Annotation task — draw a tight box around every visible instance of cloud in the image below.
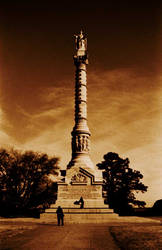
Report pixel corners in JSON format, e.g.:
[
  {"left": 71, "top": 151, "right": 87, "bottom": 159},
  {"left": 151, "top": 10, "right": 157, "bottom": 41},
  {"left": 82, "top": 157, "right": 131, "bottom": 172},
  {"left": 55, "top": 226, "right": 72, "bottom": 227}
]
[
  {"left": 87, "top": 70, "right": 162, "bottom": 206},
  {"left": 126, "top": 141, "right": 162, "bottom": 206},
  {"left": 0, "top": 81, "right": 73, "bottom": 143},
  {"left": 88, "top": 70, "right": 161, "bottom": 154}
]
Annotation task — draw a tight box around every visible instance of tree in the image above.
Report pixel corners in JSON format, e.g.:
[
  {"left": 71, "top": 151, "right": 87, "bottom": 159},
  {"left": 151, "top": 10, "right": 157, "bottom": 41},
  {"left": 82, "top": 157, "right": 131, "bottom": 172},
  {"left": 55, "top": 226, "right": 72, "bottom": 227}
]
[
  {"left": 0, "top": 148, "right": 59, "bottom": 215},
  {"left": 97, "top": 152, "right": 148, "bottom": 213},
  {"left": 152, "top": 199, "right": 162, "bottom": 215}
]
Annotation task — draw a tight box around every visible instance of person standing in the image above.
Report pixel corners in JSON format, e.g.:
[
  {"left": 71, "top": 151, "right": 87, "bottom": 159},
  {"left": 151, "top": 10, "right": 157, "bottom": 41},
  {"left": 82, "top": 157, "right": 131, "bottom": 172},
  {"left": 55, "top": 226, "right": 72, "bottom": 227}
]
[{"left": 56, "top": 206, "right": 64, "bottom": 226}]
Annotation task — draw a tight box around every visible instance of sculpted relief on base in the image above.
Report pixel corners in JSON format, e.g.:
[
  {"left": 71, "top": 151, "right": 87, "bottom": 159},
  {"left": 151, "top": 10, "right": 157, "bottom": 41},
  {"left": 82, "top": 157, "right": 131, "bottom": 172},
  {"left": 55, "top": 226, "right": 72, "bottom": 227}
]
[
  {"left": 71, "top": 173, "right": 87, "bottom": 183},
  {"left": 65, "top": 166, "right": 93, "bottom": 185}
]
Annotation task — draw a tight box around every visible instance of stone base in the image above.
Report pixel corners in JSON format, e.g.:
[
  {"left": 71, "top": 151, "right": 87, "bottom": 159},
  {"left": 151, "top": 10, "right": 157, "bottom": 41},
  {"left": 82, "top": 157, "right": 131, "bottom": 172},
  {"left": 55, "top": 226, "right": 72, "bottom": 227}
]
[
  {"left": 51, "top": 199, "right": 108, "bottom": 208},
  {"left": 41, "top": 208, "right": 118, "bottom": 223},
  {"left": 46, "top": 208, "right": 114, "bottom": 213},
  {"left": 56, "top": 181, "right": 107, "bottom": 208},
  {"left": 41, "top": 165, "right": 118, "bottom": 223}
]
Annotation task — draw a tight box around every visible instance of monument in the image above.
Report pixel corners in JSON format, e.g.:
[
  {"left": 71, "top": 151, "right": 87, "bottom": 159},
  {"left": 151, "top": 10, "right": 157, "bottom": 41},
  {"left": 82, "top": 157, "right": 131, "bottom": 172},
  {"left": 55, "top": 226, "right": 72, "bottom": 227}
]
[
  {"left": 54, "top": 30, "right": 106, "bottom": 208},
  {"left": 42, "top": 31, "right": 117, "bottom": 222}
]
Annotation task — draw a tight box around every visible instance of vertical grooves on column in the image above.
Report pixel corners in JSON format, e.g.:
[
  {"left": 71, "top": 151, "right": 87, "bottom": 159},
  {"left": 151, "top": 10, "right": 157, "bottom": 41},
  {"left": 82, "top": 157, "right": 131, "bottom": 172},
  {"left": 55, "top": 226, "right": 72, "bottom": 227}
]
[
  {"left": 67, "top": 31, "right": 95, "bottom": 170},
  {"left": 75, "top": 67, "right": 87, "bottom": 123}
]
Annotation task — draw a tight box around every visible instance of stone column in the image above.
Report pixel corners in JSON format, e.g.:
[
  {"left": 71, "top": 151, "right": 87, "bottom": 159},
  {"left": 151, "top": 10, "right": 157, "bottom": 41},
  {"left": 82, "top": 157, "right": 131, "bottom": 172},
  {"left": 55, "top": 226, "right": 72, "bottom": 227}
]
[{"left": 67, "top": 30, "right": 94, "bottom": 171}]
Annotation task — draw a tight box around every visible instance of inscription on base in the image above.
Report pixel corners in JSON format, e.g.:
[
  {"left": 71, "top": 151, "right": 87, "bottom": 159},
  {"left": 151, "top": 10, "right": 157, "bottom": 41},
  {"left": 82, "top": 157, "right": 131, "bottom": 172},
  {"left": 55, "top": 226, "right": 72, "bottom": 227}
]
[{"left": 58, "top": 185, "right": 102, "bottom": 199}]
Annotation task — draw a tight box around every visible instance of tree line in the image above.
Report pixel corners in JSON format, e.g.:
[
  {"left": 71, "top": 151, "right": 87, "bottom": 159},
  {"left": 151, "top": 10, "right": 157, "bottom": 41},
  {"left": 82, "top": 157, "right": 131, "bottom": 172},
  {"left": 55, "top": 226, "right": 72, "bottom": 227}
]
[
  {"left": 0, "top": 148, "right": 148, "bottom": 216},
  {"left": 97, "top": 152, "right": 147, "bottom": 214},
  {"left": 0, "top": 149, "right": 59, "bottom": 217}
]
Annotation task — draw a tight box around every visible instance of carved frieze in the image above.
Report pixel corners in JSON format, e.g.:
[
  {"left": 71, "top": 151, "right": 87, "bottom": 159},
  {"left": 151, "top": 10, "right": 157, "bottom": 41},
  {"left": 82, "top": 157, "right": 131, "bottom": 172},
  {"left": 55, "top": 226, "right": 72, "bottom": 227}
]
[{"left": 71, "top": 173, "right": 87, "bottom": 183}]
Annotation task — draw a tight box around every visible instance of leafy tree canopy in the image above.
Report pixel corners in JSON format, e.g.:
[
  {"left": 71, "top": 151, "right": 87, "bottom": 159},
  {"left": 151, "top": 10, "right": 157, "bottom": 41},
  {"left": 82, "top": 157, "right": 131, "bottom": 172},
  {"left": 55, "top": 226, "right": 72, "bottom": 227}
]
[
  {"left": 97, "top": 152, "right": 148, "bottom": 212},
  {"left": 0, "top": 148, "right": 59, "bottom": 214}
]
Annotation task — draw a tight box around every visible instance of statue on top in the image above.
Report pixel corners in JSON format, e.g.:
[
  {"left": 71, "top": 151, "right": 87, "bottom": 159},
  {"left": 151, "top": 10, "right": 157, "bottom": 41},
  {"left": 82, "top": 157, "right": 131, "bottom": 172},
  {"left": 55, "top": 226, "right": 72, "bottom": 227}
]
[{"left": 74, "top": 30, "right": 87, "bottom": 52}]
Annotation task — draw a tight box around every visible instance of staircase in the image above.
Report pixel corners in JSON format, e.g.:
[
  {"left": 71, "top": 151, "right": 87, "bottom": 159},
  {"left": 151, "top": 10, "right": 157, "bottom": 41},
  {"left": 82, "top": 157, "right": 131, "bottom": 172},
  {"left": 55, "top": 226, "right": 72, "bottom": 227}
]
[{"left": 41, "top": 207, "right": 118, "bottom": 223}]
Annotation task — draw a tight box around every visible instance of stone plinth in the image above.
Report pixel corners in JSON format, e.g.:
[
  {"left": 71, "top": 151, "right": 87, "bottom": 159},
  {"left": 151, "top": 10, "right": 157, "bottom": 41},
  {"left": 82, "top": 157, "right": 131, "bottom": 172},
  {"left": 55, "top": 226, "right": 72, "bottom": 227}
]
[
  {"left": 45, "top": 208, "right": 114, "bottom": 213},
  {"left": 42, "top": 161, "right": 116, "bottom": 222},
  {"left": 41, "top": 208, "right": 118, "bottom": 223},
  {"left": 41, "top": 152, "right": 118, "bottom": 222},
  {"left": 52, "top": 166, "right": 107, "bottom": 208}
]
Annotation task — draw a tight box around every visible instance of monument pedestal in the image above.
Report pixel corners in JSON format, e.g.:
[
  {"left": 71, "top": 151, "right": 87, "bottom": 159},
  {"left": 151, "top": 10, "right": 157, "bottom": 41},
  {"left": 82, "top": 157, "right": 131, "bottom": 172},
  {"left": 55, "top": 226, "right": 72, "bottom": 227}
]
[
  {"left": 41, "top": 166, "right": 118, "bottom": 222},
  {"left": 54, "top": 165, "right": 107, "bottom": 208}
]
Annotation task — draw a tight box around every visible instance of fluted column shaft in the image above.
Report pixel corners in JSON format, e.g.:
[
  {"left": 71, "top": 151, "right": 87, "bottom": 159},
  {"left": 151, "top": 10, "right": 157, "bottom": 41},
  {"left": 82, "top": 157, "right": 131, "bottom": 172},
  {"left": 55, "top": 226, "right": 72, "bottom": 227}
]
[
  {"left": 71, "top": 57, "right": 90, "bottom": 157},
  {"left": 75, "top": 63, "right": 87, "bottom": 122},
  {"left": 67, "top": 31, "right": 95, "bottom": 170}
]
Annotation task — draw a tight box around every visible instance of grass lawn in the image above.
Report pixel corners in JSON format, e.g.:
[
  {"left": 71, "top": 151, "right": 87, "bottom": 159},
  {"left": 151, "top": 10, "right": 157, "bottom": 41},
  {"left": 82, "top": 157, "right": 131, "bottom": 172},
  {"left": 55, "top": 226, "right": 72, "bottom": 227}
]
[
  {"left": 110, "top": 222, "right": 162, "bottom": 249},
  {"left": 0, "top": 222, "right": 37, "bottom": 248}
]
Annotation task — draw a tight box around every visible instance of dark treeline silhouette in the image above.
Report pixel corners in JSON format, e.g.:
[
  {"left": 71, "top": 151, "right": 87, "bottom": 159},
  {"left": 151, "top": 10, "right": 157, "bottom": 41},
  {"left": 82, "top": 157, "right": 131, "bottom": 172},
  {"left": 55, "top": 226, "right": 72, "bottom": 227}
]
[
  {"left": 130, "top": 199, "right": 162, "bottom": 217},
  {"left": 0, "top": 148, "right": 59, "bottom": 217},
  {"left": 152, "top": 199, "right": 162, "bottom": 215},
  {"left": 97, "top": 152, "right": 148, "bottom": 215}
]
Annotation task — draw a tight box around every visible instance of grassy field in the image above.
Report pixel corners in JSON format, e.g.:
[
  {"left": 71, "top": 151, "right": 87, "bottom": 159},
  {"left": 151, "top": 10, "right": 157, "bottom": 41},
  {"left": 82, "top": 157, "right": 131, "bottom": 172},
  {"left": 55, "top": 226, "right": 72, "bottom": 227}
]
[
  {"left": 110, "top": 221, "right": 162, "bottom": 249},
  {"left": 0, "top": 223, "right": 37, "bottom": 248}
]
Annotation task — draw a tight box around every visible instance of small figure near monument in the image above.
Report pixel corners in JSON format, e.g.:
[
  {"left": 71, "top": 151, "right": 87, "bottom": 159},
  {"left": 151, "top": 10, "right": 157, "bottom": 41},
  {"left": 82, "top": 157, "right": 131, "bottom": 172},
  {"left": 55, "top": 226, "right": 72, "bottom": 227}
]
[
  {"left": 56, "top": 206, "right": 64, "bottom": 226},
  {"left": 79, "top": 196, "right": 84, "bottom": 209}
]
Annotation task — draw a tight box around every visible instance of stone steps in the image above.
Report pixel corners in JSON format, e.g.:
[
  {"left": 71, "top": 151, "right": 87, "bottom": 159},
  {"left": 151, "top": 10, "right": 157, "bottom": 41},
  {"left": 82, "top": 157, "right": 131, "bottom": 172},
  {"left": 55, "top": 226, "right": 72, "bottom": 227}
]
[
  {"left": 41, "top": 212, "right": 118, "bottom": 223},
  {"left": 41, "top": 207, "right": 118, "bottom": 223},
  {"left": 45, "top": 208, "right": 114, "bottom": 213},
  {"left": 51, "top": 199, "right": 108, "bottom": 208}
]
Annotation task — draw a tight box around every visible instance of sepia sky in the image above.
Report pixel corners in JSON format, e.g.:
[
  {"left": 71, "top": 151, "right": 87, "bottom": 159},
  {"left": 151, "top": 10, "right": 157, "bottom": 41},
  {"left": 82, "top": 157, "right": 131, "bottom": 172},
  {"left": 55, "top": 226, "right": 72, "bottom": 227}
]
[{"left": 0, "top": 1, "right": 161, "bottom": 206}]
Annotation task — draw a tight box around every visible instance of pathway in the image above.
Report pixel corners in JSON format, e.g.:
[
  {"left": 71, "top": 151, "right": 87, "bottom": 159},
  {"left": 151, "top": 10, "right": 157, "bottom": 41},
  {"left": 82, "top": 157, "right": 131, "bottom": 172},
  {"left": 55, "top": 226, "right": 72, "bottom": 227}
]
[{"left": 2, "top": 223, "right": 119, "bottom": 250}]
